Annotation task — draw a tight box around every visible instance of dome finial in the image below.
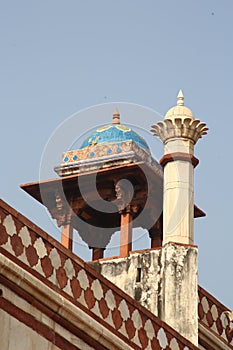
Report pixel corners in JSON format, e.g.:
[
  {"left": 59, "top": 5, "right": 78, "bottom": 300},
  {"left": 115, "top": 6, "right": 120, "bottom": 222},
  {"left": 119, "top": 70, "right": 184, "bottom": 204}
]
[
  {"left": 112, "top": 108, "right": 120, "bottom": 124},
  {"left": 164, "top": 89, "right": 194, "bottom": 121},
  {"left": 177, "top": 89, "right": 184, "bottom": 106}
]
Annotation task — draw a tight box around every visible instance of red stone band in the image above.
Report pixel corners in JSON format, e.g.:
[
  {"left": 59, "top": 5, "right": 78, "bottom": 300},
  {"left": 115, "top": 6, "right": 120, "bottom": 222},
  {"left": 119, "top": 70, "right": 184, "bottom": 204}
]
[{"left": 160, "top": 152, "right": 199, "bottom": 168}]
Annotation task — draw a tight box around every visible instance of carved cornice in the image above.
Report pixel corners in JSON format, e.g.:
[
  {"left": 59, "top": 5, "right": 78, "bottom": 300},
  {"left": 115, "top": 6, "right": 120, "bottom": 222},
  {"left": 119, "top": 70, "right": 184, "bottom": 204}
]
[{"left": 151, "top": 117, "right": 208, "bottom": 144}]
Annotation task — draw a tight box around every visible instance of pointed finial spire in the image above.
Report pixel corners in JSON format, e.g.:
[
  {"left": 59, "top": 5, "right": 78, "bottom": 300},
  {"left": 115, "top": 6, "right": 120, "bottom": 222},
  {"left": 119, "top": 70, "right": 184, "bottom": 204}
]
[
  {"left": 112, "top": 108, "right": 120, "bottom": 124},
  {"left": 177, "top": 89, "right": 184, "bottom": 106}
]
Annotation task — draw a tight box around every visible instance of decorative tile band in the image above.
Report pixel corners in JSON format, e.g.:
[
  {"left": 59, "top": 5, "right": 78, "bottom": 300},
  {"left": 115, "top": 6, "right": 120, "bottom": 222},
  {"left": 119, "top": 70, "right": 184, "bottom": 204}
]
[
  {"left": 61, "top": 141, "right": 148, "bottom": 164},
  {"left": 61, "top": 141, "right": 154, "bottom": 166},
  {"left": 56, "top": 140, "right": 163, "bottom": 177}
]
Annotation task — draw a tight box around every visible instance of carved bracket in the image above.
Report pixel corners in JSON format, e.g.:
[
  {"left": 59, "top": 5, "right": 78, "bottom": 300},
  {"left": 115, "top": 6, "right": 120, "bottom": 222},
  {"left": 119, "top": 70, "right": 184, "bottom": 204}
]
[
  {"left": 114, "top": 178, "right": 135, "bottom": 214},
  {"left": 47, "top": 190, "right": 73, "bottom": 227}
]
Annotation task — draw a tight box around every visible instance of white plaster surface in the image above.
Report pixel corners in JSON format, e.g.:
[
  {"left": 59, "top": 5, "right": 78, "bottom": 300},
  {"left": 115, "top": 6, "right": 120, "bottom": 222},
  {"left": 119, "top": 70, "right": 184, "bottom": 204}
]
[
  {"left": 157, "top": 328, "right": 168, "bottom": 348},
  {"left": 63, "top": 258, "right": 75, "bottom": 279},
  {"left": 0, "top": 311, "right": 60, "bottom": 350},
  {"left": 34, "top": 237, "right": 47, "bottom": 258},
  {"left": 3, "top": 215, "right": 16, "bottom": 237},
  {"left": 132, "top": 309, "right": 142, "bottom": 329},
  {"left": 118, "top": 299, "right": 130, "bottom": 320},
  {"left": 49, "top": 248, "right": 62, "bottom": 269},
  {"left": 19, "top": 226, "right": 31, "bottom": 247},
  {"left": 91, "top": 279, "right": 103, "bottom": 300},
  {"left": 91, "top": 300, "right": 101, "bottom": 317},
  {"left": 170, "top": 338, "right": 180, "bottom": 350},
  {"left": 0, "top": 283, "right": 95, "bottom": 350},
  {"left": 93, "top": 244, "right": 198, "bottom": 346},
  {"left": 78, "top": 269, "right": 89, "bottom": 290},
  {"left": 105, "top": 289, "right": 116, "bottom": 310}
]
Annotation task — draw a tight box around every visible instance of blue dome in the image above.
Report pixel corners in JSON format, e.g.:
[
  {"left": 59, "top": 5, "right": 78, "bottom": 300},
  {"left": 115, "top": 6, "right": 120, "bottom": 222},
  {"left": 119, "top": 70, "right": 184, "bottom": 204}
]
[{"left": 80, "top": 124, "right": 150, "bottom": 152}]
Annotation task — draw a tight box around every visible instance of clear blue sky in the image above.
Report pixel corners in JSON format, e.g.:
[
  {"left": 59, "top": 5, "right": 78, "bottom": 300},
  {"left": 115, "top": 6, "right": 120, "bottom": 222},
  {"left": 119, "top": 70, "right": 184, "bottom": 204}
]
[{"left": 1, "top": 1, "right": 233, "bottom": 308}]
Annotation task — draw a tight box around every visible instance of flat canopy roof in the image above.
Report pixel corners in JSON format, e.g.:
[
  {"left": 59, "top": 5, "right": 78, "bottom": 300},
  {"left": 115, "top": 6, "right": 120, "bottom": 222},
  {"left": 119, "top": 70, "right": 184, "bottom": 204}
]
[{"left": 21, "top": 161, "right": 205, "bottom": 236}]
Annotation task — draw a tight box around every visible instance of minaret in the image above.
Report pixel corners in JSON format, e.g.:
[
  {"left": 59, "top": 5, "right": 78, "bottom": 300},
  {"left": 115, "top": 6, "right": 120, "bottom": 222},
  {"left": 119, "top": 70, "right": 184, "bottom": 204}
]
[
  {"left": 151, "top": 90, "right": 208, "bottom": 345},
  {"left": 151, "top": 90, "right": 208, "bottom": 244}
]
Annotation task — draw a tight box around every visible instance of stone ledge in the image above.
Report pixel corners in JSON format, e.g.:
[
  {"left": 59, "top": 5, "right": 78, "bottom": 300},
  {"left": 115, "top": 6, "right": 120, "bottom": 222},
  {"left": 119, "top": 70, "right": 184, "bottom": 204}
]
[{"left": 0, "top": 254, "right": 135, "bottom": 350}]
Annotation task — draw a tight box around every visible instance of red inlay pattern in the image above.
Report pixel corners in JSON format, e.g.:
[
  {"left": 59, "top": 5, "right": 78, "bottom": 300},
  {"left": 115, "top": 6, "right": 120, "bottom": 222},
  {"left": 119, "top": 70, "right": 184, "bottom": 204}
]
[
  {"left": 138, "top": 327, "right": 148, "bottom": 348},
  {"left": 70, "top": 278, "right": 82, "bottom": 300},
  {"left": 41, "top": 256, "right": 54, "bottom": 278},
  {"left": 84, "top": 288, "right": 96, "bottom": 310},
  {"left": 125, "top": 318, "right": 136, "bottom": 340},
  {"left": 216, "top": 317, "right": 224, "bottom": 336},
  {"left": 198, "top": 286, "right": 233, "bottom": 346},
  {"left": 11, "top": 234, "right": 24, "bottom": 257},
  {"left": 57, "top": 267, "right": 68, "bottom": 289},
  {"left": 198, "top": 302, "right": 204, "bottom": 320},
  {"left": 206, "top": 310, "right": 214, "bottom": 327},
  {"left": 112, "top": 307, "right": 123, "bottom": 330},
  {"left": 98, "top": 298, "right": 109, "bottom": 319},
  {"left": 150, "top": 336, "right": 161, "bottom": 349},
  {"left": 0, "top": 225, "right": 8, "bottom": 245},
  {"left": 25, "top": 245, "right": 39, "bottom": 267},
  {"left": 0, "top": 200, "right": 200, "bottom": 350}
]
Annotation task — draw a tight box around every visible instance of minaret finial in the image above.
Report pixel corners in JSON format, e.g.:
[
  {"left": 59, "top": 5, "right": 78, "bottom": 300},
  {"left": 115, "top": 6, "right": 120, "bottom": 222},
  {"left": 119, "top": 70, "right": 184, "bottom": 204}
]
[
  {"left": 112, "top": 108, "right": 120, "bottom": 124},
  {"left": 177, "top": 89, "right": 184, "bottom": 106}
]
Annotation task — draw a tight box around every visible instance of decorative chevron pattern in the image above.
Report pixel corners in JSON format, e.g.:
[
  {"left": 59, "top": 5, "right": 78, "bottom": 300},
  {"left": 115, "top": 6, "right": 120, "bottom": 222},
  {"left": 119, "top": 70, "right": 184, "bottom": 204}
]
[
  {"left": 2, "top": 207, "right": 233, "bottom": 348},
  {"left": 0, "top": 200, "right": 198, "bottom": 350},
  {"left": 198, "top": 287, "right": 233, "bottom": 346}
]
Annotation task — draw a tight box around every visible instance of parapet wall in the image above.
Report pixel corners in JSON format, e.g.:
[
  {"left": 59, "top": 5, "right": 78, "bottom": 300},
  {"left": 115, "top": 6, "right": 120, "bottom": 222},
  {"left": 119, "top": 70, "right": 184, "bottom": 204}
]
[{"left": 0, "top": 199, "right": 198, "bottom": 350}]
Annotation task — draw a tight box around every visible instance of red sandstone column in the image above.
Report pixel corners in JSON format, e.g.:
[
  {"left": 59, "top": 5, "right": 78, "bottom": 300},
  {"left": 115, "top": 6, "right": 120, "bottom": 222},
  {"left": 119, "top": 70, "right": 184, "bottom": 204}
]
[
  {"left": 92, "top": 248, "right": 104, "bottom": 261},
  {"left": 120, "top": 210, "right": 132, "bottom": 258},
  {"left": 149, "top": 218, "right": 163, "bottom": 248},
  {"left": 61, "top": 224, "right": 73, "bottom": 250},
  {"left": 150, "top": 234, "right": 162, "bottom": 248}
]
